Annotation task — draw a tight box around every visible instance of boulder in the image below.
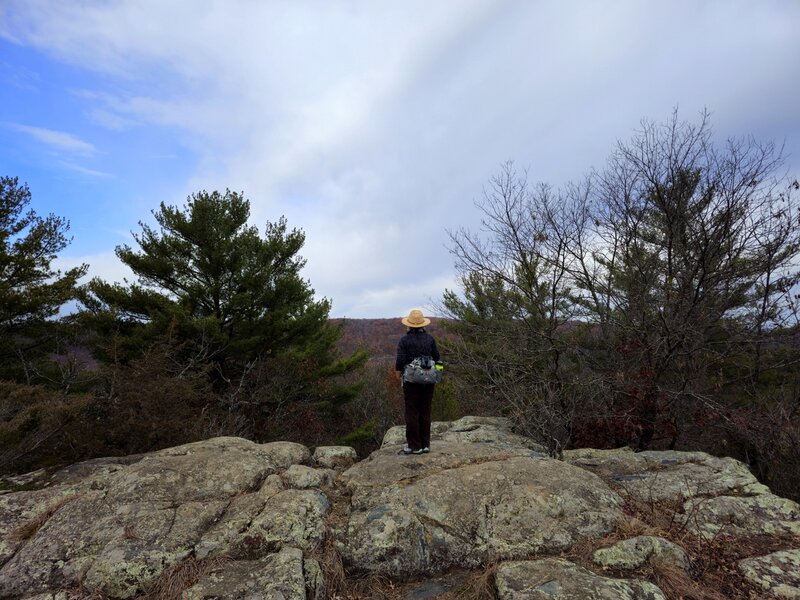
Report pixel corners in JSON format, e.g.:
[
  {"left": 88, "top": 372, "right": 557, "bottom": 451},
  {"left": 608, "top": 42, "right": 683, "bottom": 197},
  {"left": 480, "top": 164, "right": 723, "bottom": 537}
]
[
  {"left": 0, "top": 468, "right": 47, "bottom": 488},
  {"left": 342, "top": 439, "right": 535, "bottom": 502},
  {"left": 193, "top": 474, "right": 285, "bottom": 560},
  {"left": 592, "top": 536, "right": 690, "bottom": 570},
  {"left": 80, "top": 498, "right": 226, "bottom": 597},
  {"left": 0, "top": 484, "right": 82, "bottom": 567},
  {"left": 2, "top": 418, "right": 799, "bottom": 598},
  {"left": 738, "top": 549, "right": 800, "bottom": 599},
  {"left": 0, "top": 437, "right": 315, "bottom": 598},
  {"left": 681, "top": 492, "right": 800, "bottom": 539},
  {"left": 240, "top": 488, "right": 330, "bottom": 553},
  {"left": 441, "top": 416, "right": 545, "bottom": 452},
  {"left": 313, "top": 445, "right": 358, "bottom": 469},
  {"left": 495, "top": 558, "right": 666, "bottom": 599},
  {"left": 191, "top": 478, "right": 331, "bottom": 561},
  {"left": 382, "top": 416, "right": 547, "bottom": 453},
  {"left": 564, "top": 446, "right": 800, "bottom": 542},
  {"left": 282, "top": 464, "right": 336, "bottom": 489},
  {"left": 340, "top": 442, "right": 624, "bottom": 576},
  {"left": 381, "top": 421, "right": 455, "bottom": 447},
  {"left": 564, "top": 448, "right": 769, "bottom": 503},
  {"left": 183, "top": 546, "right": 323, "bottom": 600},
  {"left": 49, "top": 454, "right": 146, "bottom": 487}
]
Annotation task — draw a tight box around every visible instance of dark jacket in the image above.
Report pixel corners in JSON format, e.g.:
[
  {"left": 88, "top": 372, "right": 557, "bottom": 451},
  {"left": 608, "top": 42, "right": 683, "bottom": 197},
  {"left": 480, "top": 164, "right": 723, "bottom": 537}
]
[{"left": 395, "top": 328, "right": 440, "bottom": 372}]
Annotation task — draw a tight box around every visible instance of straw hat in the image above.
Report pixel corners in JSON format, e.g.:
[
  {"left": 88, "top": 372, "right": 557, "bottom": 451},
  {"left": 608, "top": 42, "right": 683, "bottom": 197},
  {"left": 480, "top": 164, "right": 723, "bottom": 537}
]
[{"left": 401, "top": 309, "right": 431, "bottom": 328}]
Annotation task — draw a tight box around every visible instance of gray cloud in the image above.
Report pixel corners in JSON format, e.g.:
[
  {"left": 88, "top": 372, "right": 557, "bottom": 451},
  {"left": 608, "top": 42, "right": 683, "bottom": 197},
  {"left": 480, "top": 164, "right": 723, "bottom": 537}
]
[{"left": 3, "top": 0, "right": 799, "bottom": 316}]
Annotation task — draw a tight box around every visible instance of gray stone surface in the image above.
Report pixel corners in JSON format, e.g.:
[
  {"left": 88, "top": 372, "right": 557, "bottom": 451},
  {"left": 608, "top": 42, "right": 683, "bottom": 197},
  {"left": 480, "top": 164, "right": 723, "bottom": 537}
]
[
  {"left": 592, "top": 536, "right": 690, "bottom": 570},
  {"left": 564, "top": 446, "right": 800, "bottom": 541},
  {"left": 340, "top": 442, "right": 624, "bottom": 576},
  {"left": 49, "top": 454, "right": 146, "bottom": 486},
  {"left": 282, "top": 464, "right": 336, "bottom": 489},
  {"left": 0, "top": 484, "right": 83, "bottom": 567},
  {"left": 495, "top": 558, "right": 666, "bottom": 600},
  {"left": 3, "top": 417, "right": 799, "bottom": 599},
  {"left": 564, "top": 448, "right": 769, "bottom": 502},
  {"left": 681, "top": 492, "right": 800, "bottom": 539},
  {"left": 313, "top": 445, "right": 358, "bottom": 469},
  {"left": 738, "top": 549, "right": 800, "bottom": 599},
  {"left": 194, "top": 474, "right": 284, "bottom": 560},
  {"left": 382, "top": 416, "right": 547, "bottom": 453},
  {"left": 0, "top": 468, "right": 47, "bottom": 488},
  {"left": 183, "top": 546, "right": 314, "bottom": 600},
  {"left": 0, "top": 437, "right": 316, "bottom": 598}
]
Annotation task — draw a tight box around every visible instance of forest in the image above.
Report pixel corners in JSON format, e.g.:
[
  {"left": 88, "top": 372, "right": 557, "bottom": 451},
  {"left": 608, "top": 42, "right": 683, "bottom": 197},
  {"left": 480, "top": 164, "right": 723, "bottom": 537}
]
[{"left": 2, "top": 111, "right": 799, "bottom": 501}]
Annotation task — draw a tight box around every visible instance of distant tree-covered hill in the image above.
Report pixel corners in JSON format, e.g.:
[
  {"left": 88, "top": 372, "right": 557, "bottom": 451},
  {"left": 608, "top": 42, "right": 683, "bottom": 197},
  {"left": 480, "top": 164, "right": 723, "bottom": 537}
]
[{"left": 333, "top": 318, "right": 452, "bottom": 362}]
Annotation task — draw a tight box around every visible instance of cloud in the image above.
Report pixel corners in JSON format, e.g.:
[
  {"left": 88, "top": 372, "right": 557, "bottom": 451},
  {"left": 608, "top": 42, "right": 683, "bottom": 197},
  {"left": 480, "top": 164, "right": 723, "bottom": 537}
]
[
  {"left": 58, "top": 162, "right": 113, "bottom": 178},
  {"left": 86, "top": 107, "right": 136, "bottom": 132},
  {"left": 9, "top": 123, "right": 96, "bottom": 155},
  {"left": 4, "top": 0, "right": 800, "bottom": 317},
  {"left": 55, "top": 251, "right": 133, "bottom": 285},
  {"left": 328, "top": 274, "right": 459, "bottom": 319}
]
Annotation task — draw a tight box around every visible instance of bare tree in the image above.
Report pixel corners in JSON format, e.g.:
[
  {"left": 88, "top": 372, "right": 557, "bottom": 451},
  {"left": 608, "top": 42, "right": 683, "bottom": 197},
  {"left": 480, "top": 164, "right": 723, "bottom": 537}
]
[
  {"left": 441, "top": 163, "right": 596, "bottom": 453},
  {"left": 443, "top": 110, "right": 800, "bottom": 452},
  {"left": 573, "top": 110, "right": 799, "bottom": 445}
]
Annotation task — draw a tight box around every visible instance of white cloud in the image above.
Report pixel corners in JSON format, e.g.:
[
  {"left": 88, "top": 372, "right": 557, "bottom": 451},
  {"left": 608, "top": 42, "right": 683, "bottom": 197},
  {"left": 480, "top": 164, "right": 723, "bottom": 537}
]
[
  {"left": 86, "top": 107, "right": 136, "bottom": 132},
  {"left": 55, "top": 251, "right": 133, "bottom": 285},
  {"left": 4, "top": 0, "right": 800, "bottom": 316},
  {"left": 330, "top": 274, "right": 459, "bottom": 319},
  {"left": 58, "top": 162, "right": 113, "bottom": 178},
  {"left": 9, "top": 123, "right": 96, "bottom": 155}
]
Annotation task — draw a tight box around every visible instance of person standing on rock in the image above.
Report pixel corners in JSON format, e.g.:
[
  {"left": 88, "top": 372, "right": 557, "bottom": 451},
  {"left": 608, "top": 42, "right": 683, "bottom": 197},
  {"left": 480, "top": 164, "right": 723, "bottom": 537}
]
[{"left": 395, "top": 309, "right": 441, "bottom": 455}]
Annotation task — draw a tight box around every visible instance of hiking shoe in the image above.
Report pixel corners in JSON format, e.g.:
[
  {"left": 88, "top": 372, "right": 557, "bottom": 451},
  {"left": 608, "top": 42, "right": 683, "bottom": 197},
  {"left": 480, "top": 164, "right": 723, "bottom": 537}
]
[
  {"left": 422, "top": 447, "right": 430, "bottom": 454},
  {"left": 411, "top": 448, "right": 425, "bottom": 455},
  {"left": 399, "top": 446, "right": 414, "bottom": 455}
]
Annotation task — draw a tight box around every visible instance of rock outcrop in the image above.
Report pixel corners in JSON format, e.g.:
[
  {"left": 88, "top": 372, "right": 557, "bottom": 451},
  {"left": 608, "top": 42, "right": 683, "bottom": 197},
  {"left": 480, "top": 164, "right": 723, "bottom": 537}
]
[
  {"left": 495, "top": 558, "right": 666, "bottom": 600},
  {"left": 340, "top": 443, "right": 623, "bottom": 576},
  {"left": 1, "top": 416, "right": 798, "bottom": 599}
]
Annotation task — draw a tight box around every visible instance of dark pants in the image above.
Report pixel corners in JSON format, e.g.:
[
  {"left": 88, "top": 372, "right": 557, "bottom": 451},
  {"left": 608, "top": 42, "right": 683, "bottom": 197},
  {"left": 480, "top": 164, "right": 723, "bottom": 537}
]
[{"left": 404, "top": 383, "right": 434, "bottom": 450}]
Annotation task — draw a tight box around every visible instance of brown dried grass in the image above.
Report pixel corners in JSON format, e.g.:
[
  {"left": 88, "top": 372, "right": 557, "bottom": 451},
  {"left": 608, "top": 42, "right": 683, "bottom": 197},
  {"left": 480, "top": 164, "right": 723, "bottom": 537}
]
[
  {"left": 311, "top": 536, "right": 348, "bottom": 599},
  {"left": 140, "top": 555, "right": 230, "bottom": 600},
  {"left": 600, "top": 491, "right": 800, "bottom": 599},
  {"left": 680, "top": 531, "right": 800, "bottom": 600},
  {"left": 8, "top": 493, "right": 80, "bottom": 542},
  {"left": 449, "top": 562, "right": 499, "bottom": 600},
  {"left": 309, "top": 530, "right": 405, "bottom": 600},
  {"left": 650, "top": 559, "right": 728, "bottom": 600},
  {"left": 340, "top": 573, "right": 404, "bottom": 600}
]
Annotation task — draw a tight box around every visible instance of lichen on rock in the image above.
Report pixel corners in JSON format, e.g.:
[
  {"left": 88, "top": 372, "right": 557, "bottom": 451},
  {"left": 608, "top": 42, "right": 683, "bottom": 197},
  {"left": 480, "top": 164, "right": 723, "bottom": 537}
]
[
  {"left": 182, "top": 546, "right": 316, "bottom": 600},
  {"left": 592, "top": 535, "right": 690, "bottom": 571},
  {"left": 340, "top": 445, "right": 624, "bottom": 576},
  {"left": 313, "top": 445, "right": 358, "bottom": 469},
  {"left": 738, "top": 549, "right": 800, "bottom": 599},
  {"left": 681, "top": 492, "right": 800, "bottom": 539},
  {"left": 0, "top": 436, "right": 316, "bottom": 598},
  {"left": 282, "top": 464, "right": 336, "bottom": 489},
  {"left": 495, "top": 557, "right": 667, "bottom": 600},
  {"left": 1, "top": 417, "right": 799, "bottom": 599}
]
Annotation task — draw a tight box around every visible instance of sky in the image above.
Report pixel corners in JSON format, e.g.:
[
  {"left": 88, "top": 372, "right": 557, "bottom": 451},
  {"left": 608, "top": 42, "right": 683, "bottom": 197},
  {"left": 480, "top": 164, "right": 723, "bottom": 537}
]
[{"left": 1, "top": 1, "right": 799, "bottom": 318}]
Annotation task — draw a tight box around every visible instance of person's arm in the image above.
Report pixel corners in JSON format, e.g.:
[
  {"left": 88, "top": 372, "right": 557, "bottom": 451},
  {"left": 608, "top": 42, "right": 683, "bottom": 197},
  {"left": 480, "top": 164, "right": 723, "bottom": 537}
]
[
  {"left": 395, "top": 336, "right": 407, "bottom": 371},
  {"left": 431, "top": 336, "right": 440, "bottom": 362}
]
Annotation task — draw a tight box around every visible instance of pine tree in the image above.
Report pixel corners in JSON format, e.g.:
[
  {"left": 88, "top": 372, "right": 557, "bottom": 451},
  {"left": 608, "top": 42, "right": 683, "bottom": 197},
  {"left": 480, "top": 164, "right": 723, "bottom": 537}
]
[
  {"left": 0, "top": 177, "right": 87, "bottom": 330},
  {"left": 0, "top": 177, "right": 87, "bottom": 380},
  {"left": 82, "top": 189, "right": 365, "bottom": 412}
]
